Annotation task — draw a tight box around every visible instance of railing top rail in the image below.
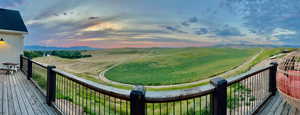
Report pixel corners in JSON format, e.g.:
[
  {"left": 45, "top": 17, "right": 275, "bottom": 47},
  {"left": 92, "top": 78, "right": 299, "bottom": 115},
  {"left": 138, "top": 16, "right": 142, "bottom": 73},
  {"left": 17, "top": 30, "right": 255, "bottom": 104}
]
[
  {"left": 21, "top": 55, "right": 30, "bottom": 60},
  {"left": 53, "top": 68, "right": 131, "bottom": 100},
  {"left": 32, "top": 61, "right": 48, "bottom": 68},
  {"left": 21, "top": 55, "right": 275, "bottom": 104},
  {"left": 226, "top": 64, "right": 273, "bottom": 85},
  {"left": 145, "top": 84, "right": 215, "bottom": 103}
]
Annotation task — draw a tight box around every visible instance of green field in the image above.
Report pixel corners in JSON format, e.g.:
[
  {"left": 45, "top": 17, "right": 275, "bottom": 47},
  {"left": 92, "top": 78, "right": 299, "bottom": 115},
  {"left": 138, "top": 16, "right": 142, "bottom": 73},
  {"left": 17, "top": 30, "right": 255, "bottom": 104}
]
[
  {"left": 106, "top": 48, "right": 261, "bottom": 85},
  {"left": 32, "top": 47, "right": 294, "bottom": 90},
  {"left": 29, "top": 47, "right": 294, "bottom": 114}
]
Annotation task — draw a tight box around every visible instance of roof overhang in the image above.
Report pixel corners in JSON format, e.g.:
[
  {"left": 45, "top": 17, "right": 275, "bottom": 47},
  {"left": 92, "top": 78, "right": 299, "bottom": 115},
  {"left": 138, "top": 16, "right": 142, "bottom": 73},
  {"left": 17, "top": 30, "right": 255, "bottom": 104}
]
[{"left": 0, "top": 29, "right": 28, "bottom": 35}]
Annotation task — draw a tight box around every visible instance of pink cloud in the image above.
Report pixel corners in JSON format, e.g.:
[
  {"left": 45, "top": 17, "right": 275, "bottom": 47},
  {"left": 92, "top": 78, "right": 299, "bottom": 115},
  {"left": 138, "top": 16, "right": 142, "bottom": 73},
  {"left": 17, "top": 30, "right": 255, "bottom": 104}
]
[{"left": 49, "top": 40, "right": 215, "bottom": 49}]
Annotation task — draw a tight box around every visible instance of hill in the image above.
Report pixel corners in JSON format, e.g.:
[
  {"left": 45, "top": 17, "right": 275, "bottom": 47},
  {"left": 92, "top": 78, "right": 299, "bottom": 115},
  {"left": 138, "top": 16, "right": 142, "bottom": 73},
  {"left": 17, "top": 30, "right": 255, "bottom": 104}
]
[{"left": 105, "top": 48, "right": 261, "bottom": 85}]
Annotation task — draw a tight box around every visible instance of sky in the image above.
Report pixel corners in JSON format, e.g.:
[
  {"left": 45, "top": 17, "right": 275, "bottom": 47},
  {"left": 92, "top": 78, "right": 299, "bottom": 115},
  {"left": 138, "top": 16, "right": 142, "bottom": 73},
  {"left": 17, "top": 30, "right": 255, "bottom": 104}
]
[{"left": 1, "top": 0, "right": 299, "bottom": 48}]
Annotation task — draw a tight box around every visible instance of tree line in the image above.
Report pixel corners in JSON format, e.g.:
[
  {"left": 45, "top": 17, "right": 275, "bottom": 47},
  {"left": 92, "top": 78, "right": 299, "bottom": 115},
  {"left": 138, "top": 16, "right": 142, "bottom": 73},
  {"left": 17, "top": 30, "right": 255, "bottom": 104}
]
[{"left": 24, "top": 50, "right": 92, "bottom": 59}]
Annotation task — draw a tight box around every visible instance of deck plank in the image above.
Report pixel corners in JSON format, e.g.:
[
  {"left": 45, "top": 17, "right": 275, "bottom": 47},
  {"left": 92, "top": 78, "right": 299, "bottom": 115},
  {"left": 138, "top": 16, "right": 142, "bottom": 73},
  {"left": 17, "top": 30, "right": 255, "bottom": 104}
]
[
  {"left": 257, "top": 92, "right": 300, "bottom": 115},
  {"left": 13, "top": 72, "right": 36, "bottom": 115},
  {"left": 3, "top": 74, "right": 9, "bottom": 115},
  {"left": 16, "top": 73, "right": 43, "bottom": 114},
  {"left": 9, "top": 73, "right": 21, "bottom": 115},
  {"left": 11, "top": 73, "right": 29, "bottom": 115},
  {"left": 0, "top": 71, "right": 58, "bottom": 115},
  {"left": 0, "top": 75, "right": 4, "bottom": 114},
  {"left": 16, "top": 72, "right": 54, "bottom": 115}
]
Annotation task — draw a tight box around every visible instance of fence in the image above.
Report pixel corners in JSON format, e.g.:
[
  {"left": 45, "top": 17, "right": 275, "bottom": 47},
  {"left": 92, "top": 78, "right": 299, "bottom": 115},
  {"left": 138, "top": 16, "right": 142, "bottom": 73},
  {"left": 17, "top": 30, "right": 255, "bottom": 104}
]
[{"left": 20, "top": 55, "right": 278, "bottom": 115}]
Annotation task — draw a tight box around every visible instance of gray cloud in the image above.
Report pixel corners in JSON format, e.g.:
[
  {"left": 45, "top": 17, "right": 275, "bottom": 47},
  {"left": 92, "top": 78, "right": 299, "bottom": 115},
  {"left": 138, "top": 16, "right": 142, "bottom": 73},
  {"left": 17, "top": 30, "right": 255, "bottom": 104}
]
[
  {"left": 188, "top": 17, "right": 198, "bottom": 23},
  {"left": 195, "top": 28, "right": 209, "bottom": 35},
  {"left": 193, "top": 25, "right": 243, "bottom": 37},
  {"left": 128, "top": 38, "right": 199, "bottom": 43},
  {"left": 88, "top": 17, "right": 100, "bottom": 20},
  {"left": 181, "top": 17, "right": 199, "bottom": 26},
  {"left": 163, "top": 26, "right": 187, "bottom": 33},
  {"left": 214, "top": 25, "right": 243, "bottom": 37},
  {"left": 119, "top": 29, "right": 169, "bottom": 34},
  {"left": 181, "top": 22, "right": 190, "bottom": 27},
  {"left": 224, "top": 0, "right": 300, "bottom": 44}
]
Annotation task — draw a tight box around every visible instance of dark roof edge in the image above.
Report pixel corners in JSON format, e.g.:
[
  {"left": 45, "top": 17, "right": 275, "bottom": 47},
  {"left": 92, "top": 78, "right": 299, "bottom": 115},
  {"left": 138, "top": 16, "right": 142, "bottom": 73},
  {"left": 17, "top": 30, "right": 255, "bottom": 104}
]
[{"left": 0, "top": 8, "right": 28, "bottom": 33}]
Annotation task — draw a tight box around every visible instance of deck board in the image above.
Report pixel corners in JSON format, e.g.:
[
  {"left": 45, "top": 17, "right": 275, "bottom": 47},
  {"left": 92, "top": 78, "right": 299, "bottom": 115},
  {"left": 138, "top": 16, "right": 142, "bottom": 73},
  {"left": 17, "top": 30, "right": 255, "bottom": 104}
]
[
  {"left": 257, "top": 92, "right": 300, "bottom": 115},
  {"left": 0, "top": 71, "right": 58, "bottom": 115}
]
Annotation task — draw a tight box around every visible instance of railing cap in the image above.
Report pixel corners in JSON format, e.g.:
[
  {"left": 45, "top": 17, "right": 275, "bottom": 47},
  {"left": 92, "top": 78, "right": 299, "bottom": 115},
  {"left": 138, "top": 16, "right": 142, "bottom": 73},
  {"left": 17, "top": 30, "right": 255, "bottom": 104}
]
[
  {"left": 210, "top": 77, "right": 227, "bottom": 87},
  {"left": 132, "top": 86, "right": 145, "bottom": 93},
  {"left": 47, "top": 65, "right": 56, "bottom": 69},
  {"left": 270, "top": 62, "right": 278, "bottom": 66}
]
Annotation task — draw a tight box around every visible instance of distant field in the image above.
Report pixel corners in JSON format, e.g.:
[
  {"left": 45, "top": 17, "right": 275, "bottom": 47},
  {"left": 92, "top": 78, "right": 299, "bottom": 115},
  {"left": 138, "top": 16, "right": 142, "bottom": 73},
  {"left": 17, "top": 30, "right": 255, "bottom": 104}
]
[
  {"left": 32, "top": 47, "right": 294, "bottom": 89},
  {"left": 105, "top": 48, "right": 261, "bottom": 85}
]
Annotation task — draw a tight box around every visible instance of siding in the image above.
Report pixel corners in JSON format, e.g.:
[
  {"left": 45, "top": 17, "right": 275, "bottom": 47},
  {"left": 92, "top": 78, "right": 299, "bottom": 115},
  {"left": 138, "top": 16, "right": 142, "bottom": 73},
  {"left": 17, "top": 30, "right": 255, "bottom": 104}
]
[{"left": 0, "top": 32, "right": 24, "bottom": 67}]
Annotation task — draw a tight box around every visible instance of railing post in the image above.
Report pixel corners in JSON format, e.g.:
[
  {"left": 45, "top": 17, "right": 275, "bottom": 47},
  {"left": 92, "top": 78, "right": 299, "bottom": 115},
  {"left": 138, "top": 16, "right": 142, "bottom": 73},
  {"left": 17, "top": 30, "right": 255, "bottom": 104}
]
[
  {"left": 27, "top": 58, "right": 32, "bottom": 80},
  {"left": 46, "top": 65, "right": 56, "bottom": 106},
  {"left": 269, "top": 62, "right": 278, "bottom": 96},
  {"left": 20, "top": 55, "right": 23, "bottom": 71},
  {"left": 210, "top": 77, "right": 227, "bottom": 115},
  {"left": 130, "top": 86, "right": 145, "bottom": 115}
]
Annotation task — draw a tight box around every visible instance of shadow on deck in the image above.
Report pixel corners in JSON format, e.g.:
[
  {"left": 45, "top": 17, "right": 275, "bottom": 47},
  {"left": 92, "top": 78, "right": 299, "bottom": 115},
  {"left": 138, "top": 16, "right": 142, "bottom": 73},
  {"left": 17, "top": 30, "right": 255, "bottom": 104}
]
[
  {"left": 0, "top": 71, "right": 58, "bottom": 115},
  {"left": 257, "top": 92, "right": 300, "bottom": 115}
]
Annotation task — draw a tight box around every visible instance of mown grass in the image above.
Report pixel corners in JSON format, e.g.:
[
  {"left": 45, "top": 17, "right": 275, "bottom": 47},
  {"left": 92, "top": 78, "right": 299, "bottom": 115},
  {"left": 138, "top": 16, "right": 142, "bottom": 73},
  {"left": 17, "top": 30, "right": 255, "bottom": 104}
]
[
  {"left": 31, "top": 65, "right": 213, "bottom": 115},
  {"left": 147, "top": 48, "right": 295, "bottom": 91},
  {"left": 28, "top": 47, "right": 295, "bottom": 114},
  {"left": 32, "top": 48, "right": 294, "bottom": 91},
  {"left": 106, "top": 48, "right": 260, "bottom": 85}
]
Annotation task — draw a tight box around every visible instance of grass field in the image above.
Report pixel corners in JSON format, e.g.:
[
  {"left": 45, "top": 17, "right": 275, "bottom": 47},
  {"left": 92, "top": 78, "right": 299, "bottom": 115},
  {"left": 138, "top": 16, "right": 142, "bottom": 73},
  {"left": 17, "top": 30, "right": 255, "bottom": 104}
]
[
  {"left": 32, "top": 47, "right": 294, "bottom": 90},
  {"left": 28, "top": 47, "right": 295, "bottom": 114},
  {"left": 105, "top": 48, "right": 260, "bottom": 85}
]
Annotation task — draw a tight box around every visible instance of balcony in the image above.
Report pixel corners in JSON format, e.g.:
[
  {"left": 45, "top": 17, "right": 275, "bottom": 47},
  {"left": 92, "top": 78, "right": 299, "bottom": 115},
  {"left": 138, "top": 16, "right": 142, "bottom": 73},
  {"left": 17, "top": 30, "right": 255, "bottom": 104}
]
[
  {"left": 0, "top": 71, "right": 58, "bottom": 114},
  {"left": 4, "top": 55, "right": 296, "bottom": 115},
  {"left": 257, "top": 92, "right": 299, "bottom": 114}
]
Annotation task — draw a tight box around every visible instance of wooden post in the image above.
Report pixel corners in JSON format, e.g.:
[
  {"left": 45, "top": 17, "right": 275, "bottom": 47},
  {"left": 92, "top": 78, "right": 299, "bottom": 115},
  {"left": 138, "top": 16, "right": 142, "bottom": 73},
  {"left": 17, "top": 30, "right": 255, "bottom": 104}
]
[
  {"left": 46, "top": 65, "right": 56, "bottom": 105},
  {"left": 20, "top": 55, "right": 23, "bottom": 71},
  {"left": 27, "top": 58, "right": 32, "bottom": 80},
  {"left": 130, "top": 86, "right": 145, "bottom": 115},
  {"left": 269, "top": 62, "right": 278, "bottom": 96},
  {"left": 210, "top": 77, "right": 227, "bottom": 115}
]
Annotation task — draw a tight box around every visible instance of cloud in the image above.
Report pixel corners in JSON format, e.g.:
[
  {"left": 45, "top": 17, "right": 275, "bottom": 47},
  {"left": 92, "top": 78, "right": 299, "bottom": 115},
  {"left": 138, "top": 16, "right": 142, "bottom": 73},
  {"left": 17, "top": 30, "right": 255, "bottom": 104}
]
[
  {"left": 88, "top": 17, "right": 100, "bottom": 20},
  {"left": 272, "top": 28, "right": 296, "bottom": 36},
  {"left": 195, "top": 28, "right": 209, "bottom": 35},
  {"left": 214, "top": 25, "right": 244, "bottom": 37},
  {"left": 128, "top": 38, "right": 199, "bottom": 43},
  {"left": 192, "top": 25, "right": 243, "bottom": 37},
  {"left": 188, "top": 17, "right": 198, "bottom": 23},
  {"left": 181, "top": 17, "right": 199, "bottom": 26},
  {"left": 181, "top": 22, "right": 190, "bottom": 26},
  {"left": 81, "top": 22, "right": 123, "bottom": 32},
  {"left": 223, "top": 0, "right": 300, "bottom": 44},
  {"left": 163, "top": 26, "right": 187, "bottom": 33}
]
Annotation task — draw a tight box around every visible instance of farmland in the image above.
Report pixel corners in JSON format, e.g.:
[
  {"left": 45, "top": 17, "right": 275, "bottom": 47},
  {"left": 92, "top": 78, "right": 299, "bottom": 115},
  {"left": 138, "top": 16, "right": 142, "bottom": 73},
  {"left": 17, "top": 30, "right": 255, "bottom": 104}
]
[
  {"left": 29, "top": 47, "right": 293, "bottom": 114},
  {"left": 105, "top": 48, "right": 260, "bottom": 85},
  {"left": 32, "top": 47, "right": 293, "bottom": 90}
]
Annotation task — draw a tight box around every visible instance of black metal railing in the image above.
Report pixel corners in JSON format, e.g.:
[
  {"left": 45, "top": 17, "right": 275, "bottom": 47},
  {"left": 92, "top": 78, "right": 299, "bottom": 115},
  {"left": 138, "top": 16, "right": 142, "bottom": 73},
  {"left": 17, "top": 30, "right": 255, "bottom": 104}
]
[
  {"left": 144, "top": 85, "right": 214, "bottom": 115},
  {"left": 53, "top": 69, "right": 131, "bottom": 114},
  {"left": 20, "top": 55, "right": 278, "bottom": 115},
  {"left": 226, "top": 64, "right": 277, "bottom": 115}
]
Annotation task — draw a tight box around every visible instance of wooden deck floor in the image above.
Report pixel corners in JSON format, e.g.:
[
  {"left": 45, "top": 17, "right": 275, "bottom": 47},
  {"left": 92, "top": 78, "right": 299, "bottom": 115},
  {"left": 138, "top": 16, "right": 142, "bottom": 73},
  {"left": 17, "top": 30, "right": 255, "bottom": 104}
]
[
  {"left": 0, "top": 71, "right": 58, "bottom": 115},
  {"left": 257, "top": 92, "right": 300, "bottom": 115}
]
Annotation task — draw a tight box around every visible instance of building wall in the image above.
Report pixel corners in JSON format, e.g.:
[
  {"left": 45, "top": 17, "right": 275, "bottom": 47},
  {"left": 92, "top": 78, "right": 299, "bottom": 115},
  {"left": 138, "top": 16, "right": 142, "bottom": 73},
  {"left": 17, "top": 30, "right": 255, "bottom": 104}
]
[{"left": 0, "top": 32, "right": 24, "bottom": 68}]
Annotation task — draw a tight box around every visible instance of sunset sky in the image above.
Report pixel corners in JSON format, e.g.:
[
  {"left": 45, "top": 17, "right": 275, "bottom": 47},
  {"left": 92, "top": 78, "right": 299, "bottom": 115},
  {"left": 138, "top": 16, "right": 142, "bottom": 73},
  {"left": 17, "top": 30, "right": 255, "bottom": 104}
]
[{"left": 1, "top": 0, "right": 299, "bottom": 48}]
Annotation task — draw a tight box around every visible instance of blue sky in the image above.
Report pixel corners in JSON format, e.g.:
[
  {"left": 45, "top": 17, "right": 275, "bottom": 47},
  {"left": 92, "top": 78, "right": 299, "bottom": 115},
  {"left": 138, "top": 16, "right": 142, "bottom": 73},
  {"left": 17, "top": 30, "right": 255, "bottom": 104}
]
[{"left": 1, "top": 0, "right": 299, "bottom": 48}]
